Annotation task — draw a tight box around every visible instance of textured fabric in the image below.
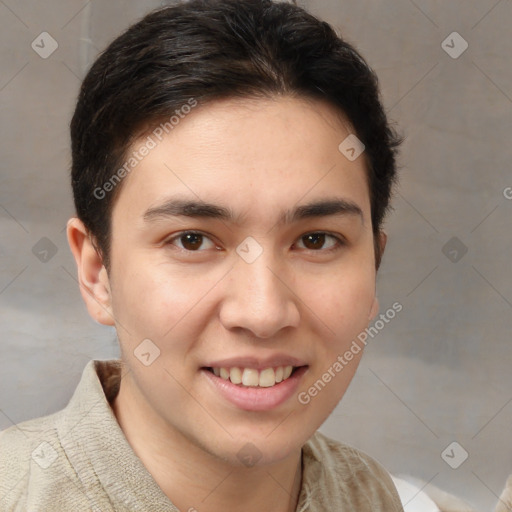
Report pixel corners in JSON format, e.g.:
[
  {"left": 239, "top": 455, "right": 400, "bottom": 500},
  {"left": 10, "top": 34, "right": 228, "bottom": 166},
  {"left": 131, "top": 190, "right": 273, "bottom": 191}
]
[
  {"left": 0, "top": 359, "right": 403, "bottom": 511},
  {"left": 496, "top": 476, "right": 512, "bottom": 512}
]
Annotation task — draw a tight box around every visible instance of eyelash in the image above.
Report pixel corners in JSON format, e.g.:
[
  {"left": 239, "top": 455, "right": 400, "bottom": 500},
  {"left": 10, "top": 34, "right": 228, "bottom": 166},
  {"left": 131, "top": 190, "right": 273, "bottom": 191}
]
[{"left": 164, "top": 230, "right": 346, "bottom": 254}]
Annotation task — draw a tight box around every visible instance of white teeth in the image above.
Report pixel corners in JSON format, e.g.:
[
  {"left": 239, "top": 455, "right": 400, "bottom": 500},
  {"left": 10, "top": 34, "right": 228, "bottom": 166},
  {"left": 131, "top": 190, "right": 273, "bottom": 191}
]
[
  {"left": 211, "top": 365, "right": 297, "bottom": 387},
  {"left": 229, "top": 367, "right": 243, "bottom": 385},
  {"left": 259, "top": 368, "right": 276, "bottom": 387},
  {"left": 242, "top": 368, "right": 259, "bottom": 387}
]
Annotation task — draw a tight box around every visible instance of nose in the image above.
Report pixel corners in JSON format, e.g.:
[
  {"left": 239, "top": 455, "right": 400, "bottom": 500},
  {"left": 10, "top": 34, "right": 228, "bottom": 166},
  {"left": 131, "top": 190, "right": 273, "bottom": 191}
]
[{"left": 219, "top": 252, "right": 300, "bottom": 339}]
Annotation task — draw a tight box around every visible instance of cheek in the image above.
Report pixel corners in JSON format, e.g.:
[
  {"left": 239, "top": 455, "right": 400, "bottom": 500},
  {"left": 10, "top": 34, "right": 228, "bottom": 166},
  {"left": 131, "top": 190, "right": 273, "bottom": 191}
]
[
  {"left": 296, "top": 274, "right": 375, "bottom": 417},
  {"left": 300, "top": 267, "right": 376, "bottom": 339},
  {"left": 110, "top": 263, "right": 222, "bottom": 350}
]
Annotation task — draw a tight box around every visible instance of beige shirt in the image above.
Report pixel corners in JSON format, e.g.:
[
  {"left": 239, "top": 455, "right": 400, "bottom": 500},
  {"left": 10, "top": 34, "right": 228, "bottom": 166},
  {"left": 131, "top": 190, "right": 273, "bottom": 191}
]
[
  {"left": 496, "top": 476, "right": 512, "bottom": 512},
  {"left": 0, "top": 360, "right": 403, "bottom": 511}
]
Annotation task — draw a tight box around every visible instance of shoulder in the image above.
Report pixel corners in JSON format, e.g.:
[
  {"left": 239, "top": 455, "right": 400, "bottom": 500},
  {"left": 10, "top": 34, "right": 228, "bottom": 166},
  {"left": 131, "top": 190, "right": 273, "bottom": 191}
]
[
  {"left": 0, "top": 410, "right": 62, "bottom": 467},
  {"left": 0, "top": 411, "right": 63, "bottom": 509},
  {"left": 302, "top": 431, "right": 403, "bottom": 511},
  {"left": 0, "top": 360, "right": 114, "bottom": 511}
]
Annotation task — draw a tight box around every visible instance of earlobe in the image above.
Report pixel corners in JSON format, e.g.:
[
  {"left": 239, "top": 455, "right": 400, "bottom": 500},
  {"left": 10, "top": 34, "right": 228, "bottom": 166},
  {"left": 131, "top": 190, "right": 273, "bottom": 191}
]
[
  {"left": 370, "top": 231, "right": 387, "bottom": 320},
  {"left": 375, "top": 230, "right": 388, "bottom": 270},
  {"left": 368, "top": 296, "right": 379, "bottom": 321},
  {"left": 66, "top": 218, "right": 115, "bottom": 326}
]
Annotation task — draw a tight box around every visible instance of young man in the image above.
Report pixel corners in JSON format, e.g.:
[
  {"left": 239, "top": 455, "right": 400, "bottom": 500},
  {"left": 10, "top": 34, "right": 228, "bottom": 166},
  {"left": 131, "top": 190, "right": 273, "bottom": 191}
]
[{"left": 0, "top": 0, "right": 404, "bottom": 510}]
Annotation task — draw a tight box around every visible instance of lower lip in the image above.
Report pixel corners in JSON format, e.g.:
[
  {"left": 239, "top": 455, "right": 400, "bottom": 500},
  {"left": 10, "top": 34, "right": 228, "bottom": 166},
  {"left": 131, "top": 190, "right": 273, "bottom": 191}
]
[{"left": 201, "top": 366, "right": 308, "bottom": 412}]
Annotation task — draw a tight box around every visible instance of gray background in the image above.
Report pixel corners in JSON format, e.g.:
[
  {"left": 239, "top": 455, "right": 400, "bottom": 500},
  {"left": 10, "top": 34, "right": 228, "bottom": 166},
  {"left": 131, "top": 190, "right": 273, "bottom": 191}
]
[{"left": 1, "top": 0, "right": 511, "bottom": 509}]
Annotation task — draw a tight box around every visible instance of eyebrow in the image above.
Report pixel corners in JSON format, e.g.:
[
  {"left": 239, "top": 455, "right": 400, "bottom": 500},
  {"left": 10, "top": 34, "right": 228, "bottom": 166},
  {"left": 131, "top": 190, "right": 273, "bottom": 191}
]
[{"left": 143, "top": 197, "right": 364, "bottom": 225}]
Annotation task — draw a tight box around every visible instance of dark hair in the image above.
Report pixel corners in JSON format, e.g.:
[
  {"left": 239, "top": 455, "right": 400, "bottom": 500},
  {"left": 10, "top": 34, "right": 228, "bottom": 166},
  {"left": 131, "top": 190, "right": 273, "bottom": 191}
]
[{"left": 70, "top": 0, "right": 401, "bottom": 271}]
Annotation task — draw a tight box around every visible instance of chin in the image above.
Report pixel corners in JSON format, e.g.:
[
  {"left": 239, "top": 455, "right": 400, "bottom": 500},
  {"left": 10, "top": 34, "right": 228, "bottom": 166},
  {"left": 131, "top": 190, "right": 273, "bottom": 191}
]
[{"left": 205, "top": 430, "right": 305, "bottom": 468}]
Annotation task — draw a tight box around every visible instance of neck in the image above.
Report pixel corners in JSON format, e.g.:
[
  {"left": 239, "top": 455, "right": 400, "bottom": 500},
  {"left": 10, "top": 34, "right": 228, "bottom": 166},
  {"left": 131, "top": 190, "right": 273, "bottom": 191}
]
[{"left": 111, "top": 373, "right": 303, "bottom": 512}]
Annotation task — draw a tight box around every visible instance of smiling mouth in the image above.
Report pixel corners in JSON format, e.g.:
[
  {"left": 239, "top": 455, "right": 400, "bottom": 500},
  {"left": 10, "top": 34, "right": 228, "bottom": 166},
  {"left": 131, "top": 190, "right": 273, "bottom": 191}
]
[{"left": 204, "top": 365, "right": 304, "bottom": 388}]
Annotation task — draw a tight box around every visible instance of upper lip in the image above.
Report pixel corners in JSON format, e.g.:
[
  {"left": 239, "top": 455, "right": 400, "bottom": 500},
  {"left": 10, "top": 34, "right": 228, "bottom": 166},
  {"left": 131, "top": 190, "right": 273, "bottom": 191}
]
[{"left": 203, "top": 354, "right": 308, "bottom": 370}]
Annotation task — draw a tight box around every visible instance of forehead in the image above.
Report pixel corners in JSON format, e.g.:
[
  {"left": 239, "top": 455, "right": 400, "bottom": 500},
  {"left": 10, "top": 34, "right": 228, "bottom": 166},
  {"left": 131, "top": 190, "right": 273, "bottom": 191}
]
[{"left": 111, "top": 96, "right": 371, "bottom": 229}]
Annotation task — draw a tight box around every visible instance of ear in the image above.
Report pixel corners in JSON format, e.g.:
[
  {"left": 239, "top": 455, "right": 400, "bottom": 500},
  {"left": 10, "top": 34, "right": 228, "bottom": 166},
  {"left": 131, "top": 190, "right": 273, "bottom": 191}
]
[
  {"left": 375, "top": 230, "right": 388, "bottom": 271},
  {"left": 369, "top": 231, "right": 387, "bottom": 321},
  {"left": 66, "top": 217, "right": 115, "bottom": 326},
  {"left": 368, "top": 295, "right": 380, "bottom": 322}
]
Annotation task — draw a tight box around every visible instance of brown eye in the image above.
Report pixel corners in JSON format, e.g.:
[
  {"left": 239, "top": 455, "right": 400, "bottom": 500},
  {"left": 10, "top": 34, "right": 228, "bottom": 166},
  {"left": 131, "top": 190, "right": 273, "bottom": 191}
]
[
  {"left": 167, "top": 231, "right": 216, "bottom": 251},
  {"left": 303, "top": 233, "right": 325, "bottom": 250},
  {"left": 180, "top": 233, "right": 203, "bottom": 251},
  {"left": 297, "top": 232, "right": 342, "bottom": 252}
]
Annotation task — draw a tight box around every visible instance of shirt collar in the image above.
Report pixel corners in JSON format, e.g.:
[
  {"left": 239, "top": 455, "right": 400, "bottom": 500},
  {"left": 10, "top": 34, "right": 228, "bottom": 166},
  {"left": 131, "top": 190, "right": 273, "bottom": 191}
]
[{"left": 56, "top": 359, "right": 321, "bottom": 511}]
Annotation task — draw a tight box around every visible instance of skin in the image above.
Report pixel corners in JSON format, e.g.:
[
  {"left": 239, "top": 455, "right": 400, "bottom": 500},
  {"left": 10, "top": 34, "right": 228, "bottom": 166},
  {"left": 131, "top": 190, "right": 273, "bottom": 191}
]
[{"left": 67, "top": 96, "right": 386, "bottom": 512}]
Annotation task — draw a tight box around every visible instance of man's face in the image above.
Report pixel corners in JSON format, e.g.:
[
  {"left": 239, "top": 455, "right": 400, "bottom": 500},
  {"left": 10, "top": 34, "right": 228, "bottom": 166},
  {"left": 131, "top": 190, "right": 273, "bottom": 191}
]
[{"left": 104, "top": 96, "right": 381, "bottom": 466}]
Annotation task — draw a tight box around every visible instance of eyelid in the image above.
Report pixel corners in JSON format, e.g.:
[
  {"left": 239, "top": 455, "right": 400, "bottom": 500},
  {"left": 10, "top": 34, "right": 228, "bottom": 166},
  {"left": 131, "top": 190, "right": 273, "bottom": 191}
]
[
  {"left": 294, "top": 232, "right": 346, "bottom": 253},
  {"left": 165, "top": 230, "right": 218, "bottom": 252},
  {"left": 164, "top": 230, "right": 346, "bottom": 253}
]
